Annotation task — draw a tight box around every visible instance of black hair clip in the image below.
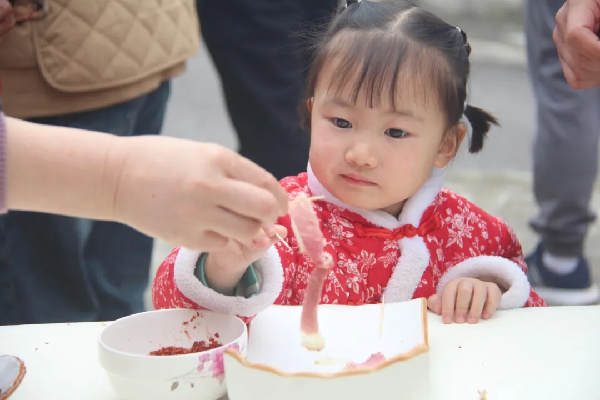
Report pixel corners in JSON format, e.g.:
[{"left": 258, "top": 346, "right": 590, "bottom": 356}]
[
  {"left": 456, "top": 27, "right": 472, "bottom": 56},
  {"left": 346, "top": 0, "right": 361, "bottom": 7}
]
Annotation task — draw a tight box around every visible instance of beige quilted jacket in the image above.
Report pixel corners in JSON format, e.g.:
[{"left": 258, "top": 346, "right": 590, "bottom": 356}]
[{"left": 0, "top": 0, "right": 200, "bottom": 119}]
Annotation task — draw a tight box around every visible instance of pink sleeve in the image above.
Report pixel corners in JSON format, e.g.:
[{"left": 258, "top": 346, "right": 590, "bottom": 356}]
[{"left": 0, "top": 111, "right": 8, "bottom": 214}]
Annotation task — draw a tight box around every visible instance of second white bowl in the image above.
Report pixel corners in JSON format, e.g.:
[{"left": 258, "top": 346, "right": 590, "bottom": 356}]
[{"left": 98, "top": 308, "right": 247, "bottom": 400}]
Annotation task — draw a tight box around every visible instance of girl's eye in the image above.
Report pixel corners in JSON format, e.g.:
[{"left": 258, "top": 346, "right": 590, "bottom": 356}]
[
  {"left": 331, "top": 118, "right": 352, "bottom": 129},
  {"left": 385, "top": 128, "right": 408, "bottom": 139}
]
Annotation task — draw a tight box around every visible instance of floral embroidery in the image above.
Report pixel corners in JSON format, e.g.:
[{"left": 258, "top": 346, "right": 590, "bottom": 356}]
[
  {"left": 378, "top": 251, "right": 397, "bottom": 269},
  {"left": 445, "top": 204, "right": 476, "bottom": 248}
]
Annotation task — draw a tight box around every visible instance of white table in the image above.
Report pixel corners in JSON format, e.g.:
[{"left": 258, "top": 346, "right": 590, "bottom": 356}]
[{"left": 1, "top": 306, "right": 600, "bottom": 399}]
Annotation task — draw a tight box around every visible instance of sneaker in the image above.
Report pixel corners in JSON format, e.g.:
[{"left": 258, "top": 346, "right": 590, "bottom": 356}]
[{"left": 526, "top": 243, "right": 600, "bottom": 306}]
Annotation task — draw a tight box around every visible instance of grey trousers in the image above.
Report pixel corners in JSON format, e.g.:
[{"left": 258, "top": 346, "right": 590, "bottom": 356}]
[{"left": 525, "top": 0, "right": 599, "bottom": 257}]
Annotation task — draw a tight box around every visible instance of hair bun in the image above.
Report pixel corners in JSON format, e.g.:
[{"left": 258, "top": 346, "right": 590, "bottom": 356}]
[{"left": 455, "top": 27, "right": 471, "bottom": 56}]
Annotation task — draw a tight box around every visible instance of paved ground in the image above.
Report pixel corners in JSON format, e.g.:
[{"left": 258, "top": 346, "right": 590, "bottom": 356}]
[{"left": 143, "top": 3, "right": 600, "bottom": 308}]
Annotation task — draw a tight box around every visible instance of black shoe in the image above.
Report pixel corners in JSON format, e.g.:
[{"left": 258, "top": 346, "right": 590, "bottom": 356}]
[{"left": 526, "top": 243, "right": 600, "bottom": 306}]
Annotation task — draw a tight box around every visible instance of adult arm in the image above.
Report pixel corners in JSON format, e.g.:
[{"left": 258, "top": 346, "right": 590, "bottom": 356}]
[
  {"left": 3, "top": 114, "right": 289, "bottom": 252},
  {"left": 6, "top": 115, "right": 125, "bottom": 219}
]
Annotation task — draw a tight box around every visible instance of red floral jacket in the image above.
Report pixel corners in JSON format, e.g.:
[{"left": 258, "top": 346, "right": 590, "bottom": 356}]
[{"left": 152, "top": 165, "right": 546, "bottom": 321}]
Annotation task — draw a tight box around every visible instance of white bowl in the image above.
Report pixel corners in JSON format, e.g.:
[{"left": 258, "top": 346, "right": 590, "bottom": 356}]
[
  {"left": 98, "top": 308, "right": 247, "bottom": 400},
  {"left": 224, "top": 298, "right": 429, "bottom": 400}
]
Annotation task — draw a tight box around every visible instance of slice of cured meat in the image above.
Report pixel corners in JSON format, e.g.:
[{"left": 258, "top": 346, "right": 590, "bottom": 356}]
[
  {"left": 300, "top": 254, "right": 332, "bottom": 351},
  {"left": 289, "top": 194, "right": 323, "bottom": 263},
  {"left": 343, "top": 352, "right": 387, "bottom": 371},
  {"left": 288, "top": 194, "right": 330, "bottom": 351}
]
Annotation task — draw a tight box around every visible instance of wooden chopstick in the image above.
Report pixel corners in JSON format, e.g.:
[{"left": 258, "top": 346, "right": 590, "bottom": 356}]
[
  {"left": 275, "top": 232, "right": 292, "bottom": 250},
  {"left": 306, "top": 196, "right": 325, "bottom": 202}
]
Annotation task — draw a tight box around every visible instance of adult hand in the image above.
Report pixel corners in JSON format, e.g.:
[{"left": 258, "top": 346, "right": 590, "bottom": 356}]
[
  {"left": 554, "top": 0, "right": 600, "bottom": 89},
  {"left": 0, "top": 0, "right": 15, "bottom": 44},
  {"left": 113, "top": 136, "right": 289, "bottom": 252}
]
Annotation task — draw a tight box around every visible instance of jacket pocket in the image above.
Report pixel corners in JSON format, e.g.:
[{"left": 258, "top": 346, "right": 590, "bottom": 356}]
[{"left": 32, "top": 0, "right": 199, "bottom": 93}]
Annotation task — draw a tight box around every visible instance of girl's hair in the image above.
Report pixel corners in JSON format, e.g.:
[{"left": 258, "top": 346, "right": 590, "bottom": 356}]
[{"left": 300, "top": 0, "right": 498, "bottom": 153}]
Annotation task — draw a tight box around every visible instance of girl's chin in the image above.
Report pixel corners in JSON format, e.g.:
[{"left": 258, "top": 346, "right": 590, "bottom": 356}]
[
  {"left": 329, "top": 187, "right": 402, "bottom": 215},
  {"left": 329, "top": 188, "right": 383, "bottom": 210}
]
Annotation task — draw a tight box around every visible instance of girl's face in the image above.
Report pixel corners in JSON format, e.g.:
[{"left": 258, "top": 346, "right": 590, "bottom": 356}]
[{"left": 309, "top": 63, "right": 465, "bottom": 217}]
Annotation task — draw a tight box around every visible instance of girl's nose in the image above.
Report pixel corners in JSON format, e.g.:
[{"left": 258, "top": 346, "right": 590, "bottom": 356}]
[{"left": 345, "top": 141, "right": 378, "bottom": 168}]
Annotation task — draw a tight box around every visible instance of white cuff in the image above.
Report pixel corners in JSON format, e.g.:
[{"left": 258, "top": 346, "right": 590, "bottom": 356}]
[
  {"left": 173, "top": 246, "right": 284, "bottom": 318},
  {"left": 436, "top": 255, "right": 531, "bottom": 309}
]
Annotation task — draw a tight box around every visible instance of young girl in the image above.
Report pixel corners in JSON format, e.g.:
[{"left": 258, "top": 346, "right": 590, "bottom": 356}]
[{"left": 152, "top": 0, "right": 546, "bottom": 325}]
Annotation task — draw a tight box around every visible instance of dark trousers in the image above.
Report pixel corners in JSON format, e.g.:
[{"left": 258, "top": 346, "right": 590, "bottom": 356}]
[
  {"left": 196, "top": 0, "right": 339, "bottom": 180},
  {"left": 525, "top": 0, "right": 599, "bottom": 257},
  {"left": 0, "top": 81, "right": 171, "bottom": 325}
]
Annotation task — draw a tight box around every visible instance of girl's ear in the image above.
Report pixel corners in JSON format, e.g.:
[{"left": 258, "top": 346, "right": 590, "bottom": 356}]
[
  {"left": 307, "top": 97, "right": 314, "bottom": 113},
  {"left": 434, "top": 123, "right": 466, "bottom": 168}
]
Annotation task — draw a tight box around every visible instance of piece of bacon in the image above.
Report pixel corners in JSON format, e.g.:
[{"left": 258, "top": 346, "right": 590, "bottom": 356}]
[
  {"left": 300, "top": 254, "right": 332, "bottom": 351},
  {"left": 289, "top": 194, "right": 324, "bottom": 262},
  {"left": 288, "top": 194, "right": 330, "bottom": 351},
  {"left": 343, "top": 352, "right": 387, "bottom": 370}
]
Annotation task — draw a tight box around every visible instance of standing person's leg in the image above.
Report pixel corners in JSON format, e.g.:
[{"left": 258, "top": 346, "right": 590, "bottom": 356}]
[
  {"left": 0, "top": 81, "right": 171, "bottom": 324},
  {"left": 524, "top": 0, "right": 600, "bottom": 305},
  {"left": 0, "top": 213, "right": 92, "bottom": 324},
  {"left": 87, "top": 80, "right": 171, "bottom": 321},
  {"left": 0, "top": 218, "right": 20, "bottom": 325},
  {"left": 196, "top": 0, "right": 338, "bottom": 180}
]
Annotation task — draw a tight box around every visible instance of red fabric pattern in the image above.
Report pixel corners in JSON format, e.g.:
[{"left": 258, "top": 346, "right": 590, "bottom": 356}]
[{"left": 152, "top": 173, "right": 546, "bottom": 316}]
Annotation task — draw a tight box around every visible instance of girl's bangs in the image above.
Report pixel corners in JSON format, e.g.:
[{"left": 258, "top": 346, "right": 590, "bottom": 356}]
[{"left": 320, "top": 32, "right": 458, "bottom": 117}]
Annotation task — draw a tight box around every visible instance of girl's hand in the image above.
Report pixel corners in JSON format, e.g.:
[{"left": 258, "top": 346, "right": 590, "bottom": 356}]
[
  {"left": 203, "top": 224, "right": 288, "bottom": 295},
  {"left": 427, "top": 278, "right": 502, "bottom": 324}
]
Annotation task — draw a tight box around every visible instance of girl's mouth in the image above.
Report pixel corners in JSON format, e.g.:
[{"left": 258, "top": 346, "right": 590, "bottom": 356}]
[{"left": 340, "top": 174, "right": 376, "bottom": 186}]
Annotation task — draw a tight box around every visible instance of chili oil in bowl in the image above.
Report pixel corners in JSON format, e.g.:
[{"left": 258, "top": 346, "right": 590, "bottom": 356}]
[{"left": 98, "top": 308, "right": 247, "bottom": 400}]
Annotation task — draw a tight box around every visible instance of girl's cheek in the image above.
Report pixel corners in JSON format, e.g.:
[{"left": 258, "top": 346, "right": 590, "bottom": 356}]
[
  {"left": 311, "top": 122, "right": 337, "bottom": 149},
  {"left": 313, "top": 135, "right": 339, "bottom": 158}
]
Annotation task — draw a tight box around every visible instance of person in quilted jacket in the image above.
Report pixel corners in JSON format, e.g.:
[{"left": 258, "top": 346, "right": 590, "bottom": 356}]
[
  {"left": 152, "top": 1, "right": 547, "bottom": 327},
  {"left": 0, "top": 0, "right": 199, "bottom": 325}
]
